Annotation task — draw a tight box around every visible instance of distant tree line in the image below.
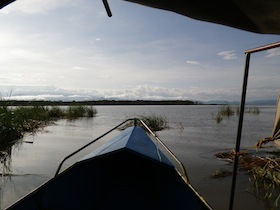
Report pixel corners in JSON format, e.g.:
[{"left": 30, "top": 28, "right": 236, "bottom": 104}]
[{"left": 0, "top": 99, "right": 201, "bottom": 106}]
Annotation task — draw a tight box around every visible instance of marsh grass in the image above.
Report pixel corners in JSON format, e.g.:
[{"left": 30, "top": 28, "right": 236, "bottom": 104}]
[
  {"left": 246, "top": 107, "right": 260, "bottom": 114},
  {"left": 85, "top": 106, "right": 97, "bottom": 117},
  {"left": 215, "top": 105, "right": 260, "bottom": 123},
  {"left": 0, "top": 105, "right": 97, "bottom": 150},
  {"left": 139, "top": 114, "right": 168, "bottom": 131},
  {"left": 215, "top": 105, "right": 234, "bottom": 123},
  {"left": 47, "top": 106, "right": 65, "bottom": 118},
  {"left": 119, "top": 113, "right": 168, "bottom": 132},
  {"left": 66, "top": 105, "right": 97, "bottom": 120},
  {"left": 219, "top": 105, "right": 235, "bottom": 117},
  {"left": 236, "top": 106, "right": 260, "bottom": 115},
  {"left": 214, "top": 113, "right": 223, "bottom": 123},
  {"left": 0, "top": 106, "right": 23, "bottom": 145}
]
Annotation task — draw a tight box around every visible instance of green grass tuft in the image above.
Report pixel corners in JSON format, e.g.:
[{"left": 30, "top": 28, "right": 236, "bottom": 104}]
[
  {"left": 119, "top": 113, "right": 168, "bottom": 132},
  {"left": 66, "top": 105, "right": 97, "bottom": 120},
  {"left": 0, "top": 105, "right": 97, "bottom": 149},
  {"left": 139, "top": 113, "right": 168, "bottom": 131}
]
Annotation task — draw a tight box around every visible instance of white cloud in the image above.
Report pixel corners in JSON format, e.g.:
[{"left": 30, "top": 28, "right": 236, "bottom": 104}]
[
  {"left": 2, "top": 0, "right": 72, "bottom": 14},
  {"left": 265, "top": 48, "right": 280, "bottom": 58},
  {"left": 4, "top": 94, "right": 65, "bottom": 101},
  {"left": 0, "top": 84, "right": 231, "bottom": 101},
  {"left": 217, "top": 50, "right": 237, "bottom": 60},
  {"left": 10, "top": 48, "right": 48, "bottom": 60},
  {"left": 72, "top": 66, "right": 87, "bottom": 71},
  {"left": 0, "top": 0, "right": 279, "bottom": 103},
  {"left": 0, "top": 83, "right": 278, "bottom": 102},
  {"left": 186, "top": 60, "right": 201, "bottom": 65}
]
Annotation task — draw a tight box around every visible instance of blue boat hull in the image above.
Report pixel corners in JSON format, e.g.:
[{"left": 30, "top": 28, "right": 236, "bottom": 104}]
[{"left": 7, "top": 126, "right": 211, "bottom": 210}]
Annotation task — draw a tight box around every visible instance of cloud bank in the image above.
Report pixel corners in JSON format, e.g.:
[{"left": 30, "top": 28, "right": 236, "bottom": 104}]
[
  {"left": 266, "top": 48, "right": 280, "bottom": 58},
  {"left": 1, "top": 84, "right": 278, "bottom": 102}
]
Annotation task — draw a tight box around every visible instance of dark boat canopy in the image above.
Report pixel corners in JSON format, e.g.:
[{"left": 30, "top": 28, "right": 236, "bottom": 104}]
[
  {"left": 0, "top": 0, "right": 14, "bottom": 10},
  {"left": 1, "top": 0, "right": 280, "bottom": 34},
  {"left": 125, "top": 0, "right": 280, "bottom": 34}
]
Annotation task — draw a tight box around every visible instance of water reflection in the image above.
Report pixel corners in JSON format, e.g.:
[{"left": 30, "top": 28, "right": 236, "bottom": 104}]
[
  {"left": 0, "top": 140, "right": 17, "bottom": 176},
  {"left": 0, "top": 139, "right": 20, "bottom": 210}
]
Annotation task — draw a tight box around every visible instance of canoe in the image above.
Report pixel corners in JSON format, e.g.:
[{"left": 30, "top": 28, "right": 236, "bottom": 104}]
[{"left": 6, "top": 120, "right": 212, "bottom": 210}]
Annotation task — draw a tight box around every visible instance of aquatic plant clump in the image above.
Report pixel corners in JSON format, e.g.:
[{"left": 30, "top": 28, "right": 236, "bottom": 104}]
[
  {"left": 215, "top": 105, "right": 260, "bottom": 123},
  {"left": 119, "top": 113, "right": 169, "bottom": 132},
  {"left": 85, "top": 106, "right": 97, "bottom": 117},
  {"left": 139, "top": 114, "right": 168, "bottom": 131},
  {"left": 66, "top": 105, "right": 97, "bottom": 120},
  {"left": 246, "top": 107, "right": 260, "bottom": 114},
  {"left": 214, "top": 105, "right": 234, "bottom": 123},
  {"left": 214, "top": 113, "right": 223, "bottom": 123},
  {"left": 47, "top": 106, "right": 65, "bottom": 118},
  {"left": 219, "top": 105, "right": 235, "bottom": 117},
  {"left": 0, "top": 105, "right": 97, "bottom": 150}
]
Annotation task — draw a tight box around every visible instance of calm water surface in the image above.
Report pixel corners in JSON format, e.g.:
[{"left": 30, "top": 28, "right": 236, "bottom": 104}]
[{"left": 0, "top": 105, "right": 278, "bottom": 210}]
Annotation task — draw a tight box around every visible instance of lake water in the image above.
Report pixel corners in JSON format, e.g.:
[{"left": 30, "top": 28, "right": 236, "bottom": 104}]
[{"left": 0, "top": 105, "right": 278, "bottom": 210}]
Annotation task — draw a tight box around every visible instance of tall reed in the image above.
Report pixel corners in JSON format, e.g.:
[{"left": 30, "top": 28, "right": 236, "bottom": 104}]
[
  {"left": 0, "top": 105, "right": 97, "bottom": 149},
  {"left": 139, "top": 113, "right": 168, "bottom": 131},
  {"left": 119, "top": 113, "right": 168, "bottom": 131},
  {"left": 66, "top": 105, "right": 97, "bottom": 120},
  {"left": 215, "top": 105, "right": 260, "bottom": 123},
  {"left": 219, "top": 105, "right": 235, "bottom": 117},
  {"left": 215, "top": 105, "right": 234, "bottom": 123}
]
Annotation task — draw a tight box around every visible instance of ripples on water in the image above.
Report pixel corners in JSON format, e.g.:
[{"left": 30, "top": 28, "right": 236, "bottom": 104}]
[{"left": 0, "top": 105, "right": 277, "bottom": 209}]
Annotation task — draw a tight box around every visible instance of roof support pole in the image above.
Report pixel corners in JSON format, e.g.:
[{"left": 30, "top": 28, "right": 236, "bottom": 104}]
[
  {"left": 229, "top": 52, "right": 250, "bottom": 210},
  {"left": 102, "top": 0, "right": 112, "bottom": 17},
  {"left": 229, "top": 41, "right": 280, "bottom": 210}
]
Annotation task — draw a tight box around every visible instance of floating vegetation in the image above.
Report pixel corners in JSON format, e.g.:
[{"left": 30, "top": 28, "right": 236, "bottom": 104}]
[
  {"left": 250, "top": 159, "right": 280, "bottom": 207},
  {"left": 267, "top": 149, "right": 280, "bottom": 158},
  {"left": 255, "top": 137, "right": 274, "bottom": 148},
  {"left": 119, "top": 113, "right": 168, "bottom": 132},
  {"left": 214, "top": 150, "right": 280, "bottom": 207},
  {"left": 211, "top": 168, "right": 232, "bottom": 179}
]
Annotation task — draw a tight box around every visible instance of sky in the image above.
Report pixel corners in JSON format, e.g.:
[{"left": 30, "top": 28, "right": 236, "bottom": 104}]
[{"left": 0, "top": 0, "right": 280, "bottom": 102}]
